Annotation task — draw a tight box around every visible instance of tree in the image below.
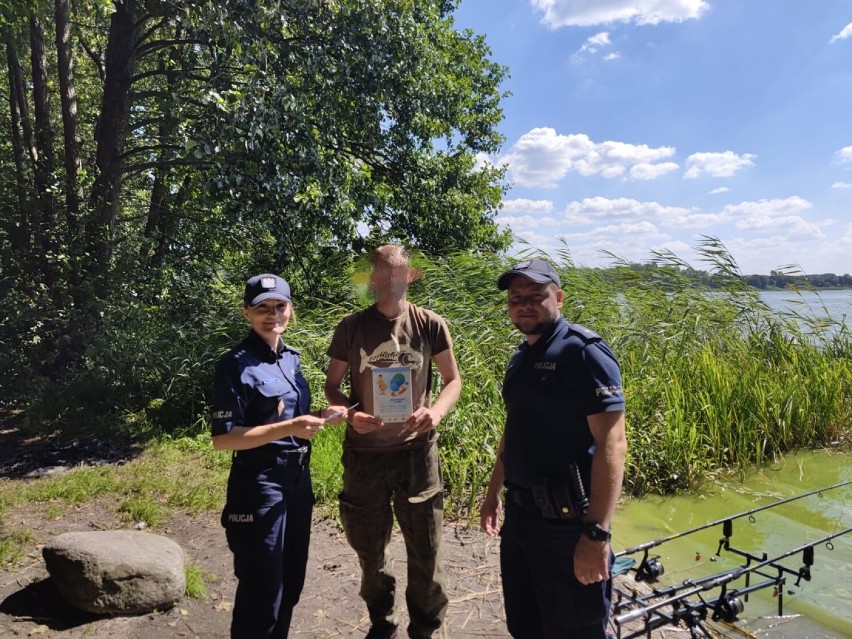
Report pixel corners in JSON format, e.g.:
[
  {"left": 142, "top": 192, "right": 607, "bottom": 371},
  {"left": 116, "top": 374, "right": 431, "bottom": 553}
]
[{"left": 0, "top": 0, "right": 510, "bottom": 426}]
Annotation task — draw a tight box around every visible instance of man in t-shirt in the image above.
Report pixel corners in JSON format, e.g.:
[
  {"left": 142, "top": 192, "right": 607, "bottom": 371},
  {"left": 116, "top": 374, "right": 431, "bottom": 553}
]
[
  {"left": 324, "top": 245, "right": 462, "bottom": 639},
  {"left": 479, "top": 259, "right": 627, "bottom": 639}
]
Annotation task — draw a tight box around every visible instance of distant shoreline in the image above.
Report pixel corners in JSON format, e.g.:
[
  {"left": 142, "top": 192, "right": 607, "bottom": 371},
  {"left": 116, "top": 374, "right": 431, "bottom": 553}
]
[{"left": 754, "top": 285, "right": 852, "bottom": 291}]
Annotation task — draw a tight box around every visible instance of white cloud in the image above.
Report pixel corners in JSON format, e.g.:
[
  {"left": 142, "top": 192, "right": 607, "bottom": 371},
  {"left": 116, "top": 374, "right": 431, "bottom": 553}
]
[
  {"left": 501, "top": 128, "right": 678, "bottom": 187},
  {"left": 571, "top": 31, "right": 612, "bottom": 62},
  {"left": 835, "top": 146, "right": 852, "bottom": 165},
  {"left": 501, "top": 198, "right": 554, "bottom": 214},
  {"left": 588, "top": 32, "right": 611, "bottom": 46},
  {"left": 830, "top": 23, "right": 852, "bottom": 43},
  {"left": 497, "top": 214, "right": 559, "bottom": 230},
  {"left": 684, "top": 151, "right": 757, "bottom": 178},
  {"left": 603, "top": 52, "right": 621, "bottom": 61},
  {"left": 501, "top": 129, "right": 585, "bottom": 187},
  {"left": 832, "top": 181, "right": 852, "bottom": 189},
  {"left": 556, "top": 195, "right": 825, "bottom": 237},
  {"left": 630, "top": 161, "right": 680, "bottom": 180},
  {"left": 735, "top": 215, "right": 823, "bottom": 237},
  {"left": 710, "top": 186, "right": 730, "bottom": 194},
  {"left": 530, "top": 0, "right": 709, "bottom": 28},
  {"left": 721, "top": 196, "right": 812, "bottom": 218},
  {"left": 561, "top": 196, "right": 692, "bottom": 225},
  {"left": 721, "top": 197, "right": 823, "bottom": 238}
]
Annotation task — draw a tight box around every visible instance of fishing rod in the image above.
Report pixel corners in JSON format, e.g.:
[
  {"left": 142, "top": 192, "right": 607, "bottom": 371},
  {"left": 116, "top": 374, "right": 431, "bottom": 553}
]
[
  {"left": 612, "top": 527, "right": 852, "bottom": 639},
  {"left": 616, "top": 479, "right": 851, "bottom": 558},
  {"left": 619, "top": 523, "right": 850, "bottom": 606},
  {"left": 615, "top": 480, "right": 851, "bottom": 583}
]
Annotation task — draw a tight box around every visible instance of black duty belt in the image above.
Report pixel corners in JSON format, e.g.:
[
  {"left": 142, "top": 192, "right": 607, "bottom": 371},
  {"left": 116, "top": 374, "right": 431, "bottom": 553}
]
[
  {"left": 234, "top": 445, "right": 310, "bottom": 468},
  {"left": 505, "top": 484, "right": 585, "bottom": 523},
  {"left": 506, "top": 486, "right": 548, "bottom": 511}
]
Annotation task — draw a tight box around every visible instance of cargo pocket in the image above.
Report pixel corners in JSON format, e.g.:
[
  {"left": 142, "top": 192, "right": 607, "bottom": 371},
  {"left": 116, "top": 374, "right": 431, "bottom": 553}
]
[{"left": 221, "top": 462, "right": 268, "bottom": 553}]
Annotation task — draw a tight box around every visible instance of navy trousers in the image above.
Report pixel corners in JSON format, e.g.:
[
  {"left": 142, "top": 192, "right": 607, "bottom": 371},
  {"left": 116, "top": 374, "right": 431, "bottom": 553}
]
[
  {"left": 222, "top": 450, "right": 313, "bottom": 639},
  {"left": 500, "top": 501, "right": 613, "bottom": 639}
]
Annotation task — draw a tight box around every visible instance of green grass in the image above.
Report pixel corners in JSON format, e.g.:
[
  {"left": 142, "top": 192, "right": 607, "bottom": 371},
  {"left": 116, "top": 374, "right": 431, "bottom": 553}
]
[
  {"left": 0, "top": 529, "right": 31, "bottom": 565},
  {"left": 184, "top": 563, "right": 209, "bottom": 599}
]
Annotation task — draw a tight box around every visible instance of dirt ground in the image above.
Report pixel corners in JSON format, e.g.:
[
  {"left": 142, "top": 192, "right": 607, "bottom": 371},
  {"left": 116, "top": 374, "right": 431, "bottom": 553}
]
[{"left": 0, "top": 428, "right": 707, "bottom": 639}]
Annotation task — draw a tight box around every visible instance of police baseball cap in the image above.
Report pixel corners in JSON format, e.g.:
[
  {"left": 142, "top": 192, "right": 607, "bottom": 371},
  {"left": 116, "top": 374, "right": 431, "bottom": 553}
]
[
  {"left": 244, "top": 273, "right": 291, "bottom": 306},
  {"left": 497, "top": 259, "right": 561, "bottom": 290}
]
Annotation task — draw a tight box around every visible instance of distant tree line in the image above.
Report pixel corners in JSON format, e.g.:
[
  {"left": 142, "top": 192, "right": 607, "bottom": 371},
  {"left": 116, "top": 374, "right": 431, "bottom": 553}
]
[
  {"left": 743, "top": 271, "right": 852, "bottom": 290},
  {"left": 615, "top": 263, "right": 852, "bottom": 290}
]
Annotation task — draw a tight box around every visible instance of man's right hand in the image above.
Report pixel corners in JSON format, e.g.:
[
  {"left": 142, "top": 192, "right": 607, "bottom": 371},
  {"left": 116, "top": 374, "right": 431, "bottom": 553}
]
[
  {"left": 479, "top": 491, "right": 503, "bottom": 536},
  {"left": 349, "top": 411, "right": 385, "bottom": 434}
]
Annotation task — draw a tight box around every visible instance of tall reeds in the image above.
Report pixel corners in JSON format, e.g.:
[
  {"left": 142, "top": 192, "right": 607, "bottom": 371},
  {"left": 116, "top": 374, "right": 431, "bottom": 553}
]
[{"left": 292, "top": 240, "right": 851, "bottom": 515}]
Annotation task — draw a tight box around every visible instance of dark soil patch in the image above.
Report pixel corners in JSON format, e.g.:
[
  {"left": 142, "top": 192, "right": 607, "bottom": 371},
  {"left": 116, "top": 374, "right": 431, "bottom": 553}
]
[{"left": 0, "top": 427, "right": 142, "bottom": 480}]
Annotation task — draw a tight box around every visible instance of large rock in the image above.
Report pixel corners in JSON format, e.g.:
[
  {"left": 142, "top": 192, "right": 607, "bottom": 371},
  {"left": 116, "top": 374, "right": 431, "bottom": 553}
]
[{"left": 42, "top": 530, "right": 185, "bottom": 614}]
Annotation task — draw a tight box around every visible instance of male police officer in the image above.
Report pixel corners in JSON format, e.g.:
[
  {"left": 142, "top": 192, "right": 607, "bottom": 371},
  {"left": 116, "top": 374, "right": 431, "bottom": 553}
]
[{"left": 479, "top": 259, "right": 627, "bottom": 639}]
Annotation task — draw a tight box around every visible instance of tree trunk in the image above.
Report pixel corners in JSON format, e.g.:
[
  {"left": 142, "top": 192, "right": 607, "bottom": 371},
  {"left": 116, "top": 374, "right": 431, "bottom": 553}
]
[
  {"left": 29, "top": 13, "right": 57, "bottom": 263},
  {"left": 5, "top": 37, "right": 28, "bottom": 208},
  {"left": 4, "top": 34, "right": 34, "bottom": 261},
  {"left": 142, "top": 40, "right": 182, "bottom": 271},
  {"left": 54, "top": 0, "right": 82, "bottom": 234},
  {"left": 87, "top": 0, "right": 140, "bottom": 293}
]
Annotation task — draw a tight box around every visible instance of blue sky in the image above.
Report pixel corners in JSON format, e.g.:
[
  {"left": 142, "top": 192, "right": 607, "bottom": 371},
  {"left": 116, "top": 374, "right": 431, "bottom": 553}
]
[{"left": 453, "top": 0, "right": 852, "bottom": 275}]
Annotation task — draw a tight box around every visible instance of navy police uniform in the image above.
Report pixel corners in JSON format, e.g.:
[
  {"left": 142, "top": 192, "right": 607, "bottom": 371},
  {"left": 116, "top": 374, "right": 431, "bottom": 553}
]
[
  {"left": 212, "top": 329, "right": 313, "bottom": 639},
  {"left": 500, "top": 316, "right": 624, "bottom": 639}
]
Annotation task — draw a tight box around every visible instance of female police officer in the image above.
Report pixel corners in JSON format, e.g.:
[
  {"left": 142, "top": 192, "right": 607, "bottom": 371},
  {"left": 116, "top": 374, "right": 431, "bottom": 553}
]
[{"left": 211, "top": 273, "right": 348, "bottom": 639}]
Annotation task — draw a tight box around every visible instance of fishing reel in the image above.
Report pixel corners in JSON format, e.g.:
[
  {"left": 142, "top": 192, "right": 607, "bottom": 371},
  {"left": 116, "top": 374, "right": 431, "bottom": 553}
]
[
  {"left": 635, "top": 550, "right": 665, "bottom": 583},
  {"left": 712, "top": 591, "right": 745, "bottom": 622}
]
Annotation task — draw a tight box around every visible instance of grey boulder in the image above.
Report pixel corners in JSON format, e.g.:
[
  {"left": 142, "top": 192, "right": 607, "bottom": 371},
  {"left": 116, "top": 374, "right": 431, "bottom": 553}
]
[{"left": 42, "top": 530, "right": 185, "bottom": 614}]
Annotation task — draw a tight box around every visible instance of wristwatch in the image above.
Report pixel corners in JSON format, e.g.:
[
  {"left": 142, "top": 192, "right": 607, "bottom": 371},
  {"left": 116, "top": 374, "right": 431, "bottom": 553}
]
[{"left": 581, "top": 522, "right": 611, "bottom": 542}]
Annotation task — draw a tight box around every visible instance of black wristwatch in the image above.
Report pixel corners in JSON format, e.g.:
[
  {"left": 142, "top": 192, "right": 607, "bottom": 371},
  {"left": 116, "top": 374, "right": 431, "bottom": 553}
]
[{"left": 581, "top": 522, "right": 611, "bottom": 542}]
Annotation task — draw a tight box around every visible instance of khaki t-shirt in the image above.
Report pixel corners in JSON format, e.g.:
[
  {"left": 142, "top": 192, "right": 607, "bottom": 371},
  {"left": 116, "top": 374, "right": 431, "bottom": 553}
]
[{"left": 327, "top": 303, "right": 452, "bottom": 450}]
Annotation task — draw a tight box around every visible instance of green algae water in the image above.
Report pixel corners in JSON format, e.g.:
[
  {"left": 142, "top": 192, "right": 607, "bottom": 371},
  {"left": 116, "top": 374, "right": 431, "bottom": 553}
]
[{"left": 612, "top": 451, "right": 851, "bottom": 638}]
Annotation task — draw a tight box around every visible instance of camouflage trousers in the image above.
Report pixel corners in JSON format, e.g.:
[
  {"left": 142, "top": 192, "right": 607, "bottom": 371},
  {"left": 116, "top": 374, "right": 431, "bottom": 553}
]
[{"left": 339, "top": 443, "right": 447, "bottom": 639}]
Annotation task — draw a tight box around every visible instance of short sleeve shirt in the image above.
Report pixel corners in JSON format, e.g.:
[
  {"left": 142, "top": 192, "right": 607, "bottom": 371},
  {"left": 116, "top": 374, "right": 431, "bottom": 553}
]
[
  {"left": 501, "top": 317, "right": 624, "bottom": 489},
  {"left": 211, "top": 330, "right": 311, "bottom": 455},
  {"left": 326, "top": 303, "right": 452, "bottom": 450}
]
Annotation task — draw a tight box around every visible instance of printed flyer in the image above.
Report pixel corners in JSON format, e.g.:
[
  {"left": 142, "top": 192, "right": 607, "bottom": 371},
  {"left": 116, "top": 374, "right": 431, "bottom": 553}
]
[{"left": 372, "top": 366, "right": 413, "bottom": 423}]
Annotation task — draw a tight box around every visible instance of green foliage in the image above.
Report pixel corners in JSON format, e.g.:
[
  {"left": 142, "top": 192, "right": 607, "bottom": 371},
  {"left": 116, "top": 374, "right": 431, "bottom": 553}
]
[
  {"left": 295, "top": 244, "right": 851, "bottom": 510},
  {"left": 0, "top": 0, "right": 511, "bottom": 423},
  {"left": 3, "top": 231, "right": 852, "bottom": 525},
  {"left": 184, "top": 563, "right": 209, "bottom": 599}
]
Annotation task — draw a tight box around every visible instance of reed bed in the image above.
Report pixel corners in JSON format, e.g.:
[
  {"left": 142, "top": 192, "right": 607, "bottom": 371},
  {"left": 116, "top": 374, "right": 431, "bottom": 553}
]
[{"left": 291, "top": 243, "right": 851, "bottom": 515}]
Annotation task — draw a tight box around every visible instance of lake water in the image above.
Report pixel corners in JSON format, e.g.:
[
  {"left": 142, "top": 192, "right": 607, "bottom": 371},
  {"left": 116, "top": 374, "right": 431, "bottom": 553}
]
[
  {"left": 613, "top": 451, "right": 851, "bottom": 638},
  {"left": 607, "top": 290, "right": 852, "bottom": 637},
  {"left": 759, "top": 289, "right": 852, "bottom": 324}
]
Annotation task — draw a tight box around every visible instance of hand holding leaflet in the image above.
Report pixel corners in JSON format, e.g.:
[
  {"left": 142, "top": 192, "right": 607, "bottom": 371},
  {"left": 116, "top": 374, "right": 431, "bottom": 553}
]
[{"left": 324, "top": 402, "right": 360, "bottom": 424}]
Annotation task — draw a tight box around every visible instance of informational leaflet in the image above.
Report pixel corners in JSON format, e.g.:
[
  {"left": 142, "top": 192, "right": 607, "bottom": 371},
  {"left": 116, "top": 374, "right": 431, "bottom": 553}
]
[{"left": 372, "top": 366, "right": 413, "bottom": 423}]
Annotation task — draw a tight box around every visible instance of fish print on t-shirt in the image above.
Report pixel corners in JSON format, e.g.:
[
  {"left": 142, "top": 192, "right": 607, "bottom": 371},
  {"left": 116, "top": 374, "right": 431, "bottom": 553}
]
[{"left": 358, "top": 338, "right": 424, "bottom": 373}]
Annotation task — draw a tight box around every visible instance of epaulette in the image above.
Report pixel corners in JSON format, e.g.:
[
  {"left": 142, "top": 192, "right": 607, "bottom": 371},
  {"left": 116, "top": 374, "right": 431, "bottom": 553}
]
[
  {"left": 282, "top": 343, "right": 301, "bottom": 355},
  {"left": 565, "top": 323, "right": 602, "bottom": 343}
]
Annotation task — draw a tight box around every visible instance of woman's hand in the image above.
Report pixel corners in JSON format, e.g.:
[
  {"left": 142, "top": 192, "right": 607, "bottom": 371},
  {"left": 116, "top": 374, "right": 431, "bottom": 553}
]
[{"left": 292, "top": 414, "right": 327, "bottom": 439}]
